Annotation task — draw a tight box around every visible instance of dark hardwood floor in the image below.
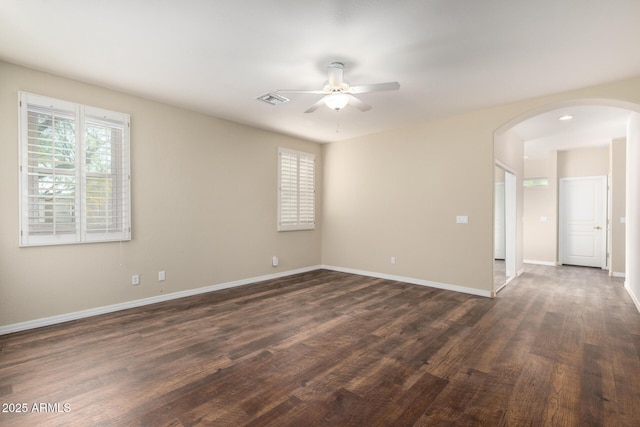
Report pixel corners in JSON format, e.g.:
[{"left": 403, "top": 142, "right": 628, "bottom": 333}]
[{"left": 1, "top": 266, "right": 639, "bottom": 426}]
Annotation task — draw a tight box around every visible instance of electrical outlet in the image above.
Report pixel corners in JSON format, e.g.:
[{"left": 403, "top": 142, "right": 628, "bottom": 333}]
[
  {"left": 272, "top": 256, "right": 279, "bottom": 267},
  {"left": 158, "top": 271, "right": 166, "bottom": 281},
  {"left": 391, "top": 256, "right": 396, "bottom": 264},
  {"left": 132, "top": 275, "right": 140, "bottom": 285}
]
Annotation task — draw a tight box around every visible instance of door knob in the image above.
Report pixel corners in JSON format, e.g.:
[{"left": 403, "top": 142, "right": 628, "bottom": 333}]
[{"left": 594, "top": 226, "right": 602, "bottom": 230}]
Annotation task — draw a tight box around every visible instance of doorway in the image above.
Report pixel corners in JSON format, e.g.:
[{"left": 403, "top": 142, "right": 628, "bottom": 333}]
[
  {"left": 559, "top": 176, "right": 607, "bottom": 268},
  {"left": 494, "top": 99, "right": 640, "bottom": 314},
  {"left": 494, "top": 164, "right": 516, "bottom": 292}
]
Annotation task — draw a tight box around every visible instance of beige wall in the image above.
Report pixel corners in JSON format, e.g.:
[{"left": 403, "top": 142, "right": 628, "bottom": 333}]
[
  {"left": 523, "top": 153, "right": 558, "bottom": 264},
  {"left": 525, "top": 157, "right": 549, "bottom": 178},
  {"left": 321, "top": 112, "right": 497, "bottom": 293},
  {"left": 558, "top": 146, "right": 609, "bottom": 178},
  {"left": 610, "top": 138, "right": 626, "bottom": 275},
  {"left": 322, "top": 76, "right": 640, "bottom": 296},
  {"left": 0, "top": 61, "right": 322, "bottom": 327}
]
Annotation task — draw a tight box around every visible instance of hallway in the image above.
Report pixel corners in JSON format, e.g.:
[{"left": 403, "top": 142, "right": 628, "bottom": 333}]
[{"left": 492, "top": 264, "right": 640, "bottom": 425}]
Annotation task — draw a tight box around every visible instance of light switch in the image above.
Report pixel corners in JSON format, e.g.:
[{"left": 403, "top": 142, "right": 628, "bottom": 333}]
[
  {"left": 621, "top": 217, "right": 626, "bottom": 224},
  {"left": 456, "top": 216, "right": 469, "bottom": 224}
]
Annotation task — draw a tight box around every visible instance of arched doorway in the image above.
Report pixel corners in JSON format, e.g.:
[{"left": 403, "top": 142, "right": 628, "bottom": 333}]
[{"left": 493, "top": 98, "right": 640, "bottom": 309}]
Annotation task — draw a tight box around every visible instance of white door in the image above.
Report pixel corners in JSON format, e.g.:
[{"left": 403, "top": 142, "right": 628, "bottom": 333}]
[
  {"left": 495, "top": 182, "right": 505, "bottom": 259},
  {"left": 560, "top": 176, "right": 607, "bottom": 268}
]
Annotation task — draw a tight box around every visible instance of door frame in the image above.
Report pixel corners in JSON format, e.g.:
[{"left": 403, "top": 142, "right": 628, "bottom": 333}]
[
  {"left": 494, "top": 161, "right": 517, "bottom": 294},
  {"left": 504, "top": 170, "right": 517, "bottom": 281},
  {"left": 495, "top": 181, "right": 505, "bottom": 260},
  {"left": 558, "top": 175, "right": 608, "bottom": 269}
]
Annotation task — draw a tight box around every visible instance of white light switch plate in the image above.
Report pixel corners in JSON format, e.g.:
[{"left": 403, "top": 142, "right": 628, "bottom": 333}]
[{"left": 456, "top": 216, "right": 469, "bottom": 224}]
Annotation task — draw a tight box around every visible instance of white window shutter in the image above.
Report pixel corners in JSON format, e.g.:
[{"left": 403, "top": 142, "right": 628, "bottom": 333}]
[
  {"left": 278, "top": 148, "right": 315, "bottom": 231},
  {"left": 19, "top": 92, "right": 131, "bottom": 246},
  {"left": 83, "top": 109, "right": 130, "bottom": 242},
  {"left": 298, "top": 155, "right": 315, "bottom": 226}
]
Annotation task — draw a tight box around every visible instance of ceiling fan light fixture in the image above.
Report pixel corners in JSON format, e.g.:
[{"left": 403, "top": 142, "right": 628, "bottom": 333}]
[{"left": 323, "top": 93, "right": 350, "bottom": 111}]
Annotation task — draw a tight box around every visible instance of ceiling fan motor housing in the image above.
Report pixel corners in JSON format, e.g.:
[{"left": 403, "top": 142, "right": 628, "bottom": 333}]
[{"left": 327, "top": 62, "right": 349, "bottom": 91}]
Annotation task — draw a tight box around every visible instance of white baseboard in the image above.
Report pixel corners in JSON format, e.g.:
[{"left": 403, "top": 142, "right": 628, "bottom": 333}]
[
  {"left": 523, "top": 259, "right": 557, "bottom": 266},
  {"left": 322, "top": 265, "right": 492, "bottom": 298},
  {"left": 612, "top": 272, "right": 626, "bottom": 278},
  {"left": 624, "top": 282, "right": 640, "bottom": 314},
  {"left": 0, "top": 265, "right": 322, "bottom": 336},
  {"left": 494, "top": 280, "right": 510, "bottom": 295},
  {"left": 495, "top": 270, "right": 520, "bottom": 295},
  {"left": 1, "top": 264, "right": 495, "bottom": 335}
]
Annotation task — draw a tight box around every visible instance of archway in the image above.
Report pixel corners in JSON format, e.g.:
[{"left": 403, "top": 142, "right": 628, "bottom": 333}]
[{"left": 493, "top": 98, "right": 640, "bottom": 311}]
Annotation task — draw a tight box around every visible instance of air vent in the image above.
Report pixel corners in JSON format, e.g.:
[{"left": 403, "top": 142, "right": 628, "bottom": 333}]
[{"left": 257, "top": 93, "right": 289, "bottom": 106}]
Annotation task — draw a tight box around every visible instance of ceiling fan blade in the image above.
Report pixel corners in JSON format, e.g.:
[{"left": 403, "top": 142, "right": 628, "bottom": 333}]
[
  {"left": 275, "top": 63, "right": 397, "bottom": 112},
  {"left": 277, "top": 89, "right": 326, "bottom": 94},
  {"left": 304, "top": 97, "right": 326, "bottom": 113},
  {"left": 349, "top": 81, "right": 400, "bottom": 94},
  {"left": 348, "top": 95, "right": 372, "bottom": 112}
]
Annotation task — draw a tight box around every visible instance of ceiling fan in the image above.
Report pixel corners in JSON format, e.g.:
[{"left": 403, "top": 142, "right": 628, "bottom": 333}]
[{"left": 277, "top": 62, "right": 400, "bottom": 113}]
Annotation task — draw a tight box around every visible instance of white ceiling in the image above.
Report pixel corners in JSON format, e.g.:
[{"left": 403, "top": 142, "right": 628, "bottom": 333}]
[
  {"left": 1, "top": 0, "right": 640, "bottom": 144},
  {"left": 516, "top": 106, "right": 631, "bottom": 159}
]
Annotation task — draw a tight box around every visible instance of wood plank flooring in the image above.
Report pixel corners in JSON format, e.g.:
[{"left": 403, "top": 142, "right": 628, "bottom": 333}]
[{"left": 1, "top": 265, "right": 639, "bottom": 426}]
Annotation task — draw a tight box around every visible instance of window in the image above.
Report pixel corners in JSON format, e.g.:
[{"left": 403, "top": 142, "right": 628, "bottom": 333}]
[
  {"left": 278, "top": 147, "right": 315, "bottom": 231},
  {"left": 523, "top": 177, "right": 549, "bottom": 187},
  {"left": 18, "top": 92, "right": 131, "bottom": 246}
]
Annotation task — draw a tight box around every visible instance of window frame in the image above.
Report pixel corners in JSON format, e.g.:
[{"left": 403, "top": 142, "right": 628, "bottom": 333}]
[
  {"left": 277, "top": 147, "right": 316, "bottom": 232},
  {"left": 18, "top": 92, "right": 131, "bottom": 247}
]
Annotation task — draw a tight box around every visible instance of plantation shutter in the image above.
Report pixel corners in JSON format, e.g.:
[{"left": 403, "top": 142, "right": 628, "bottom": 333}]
[
  {"left": 19, "top": 92, "right": 131, "bottom": 246},
  {"left": 279, "top": 150, "right": 299, "bottom": 227},
  {"left": 20, "top": 97, "right": 79, "bottom": 245},
  {"left": 83, "top": 108, "right": 130, "bottom": 242},
  {"left": 298, "top": 154, "right": 315, "bottom": 226},
  {"left": 278, "top": 148, "right": 315, "bottom": 231}
]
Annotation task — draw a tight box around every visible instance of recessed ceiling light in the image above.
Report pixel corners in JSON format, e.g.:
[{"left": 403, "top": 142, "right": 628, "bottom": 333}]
[{"left": 558, "top": 115, "right": 573, "bottom": 121}]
